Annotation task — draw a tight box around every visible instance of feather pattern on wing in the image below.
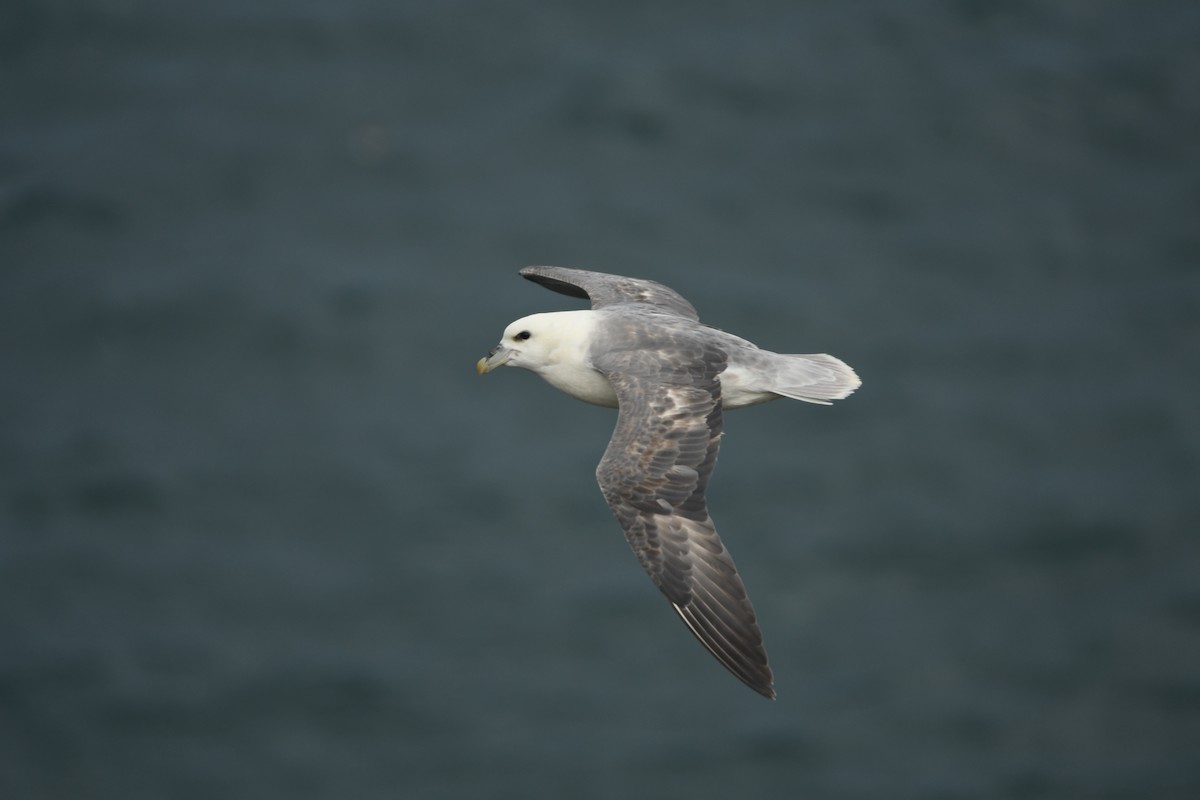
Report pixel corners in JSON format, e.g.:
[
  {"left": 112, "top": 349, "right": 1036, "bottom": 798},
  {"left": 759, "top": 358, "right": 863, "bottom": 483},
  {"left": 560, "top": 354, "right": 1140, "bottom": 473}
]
[
  {"left": 521, "top": 265, "right": 700, "bottom": 321},
  {"left": 591, "top": 315, "right": 775, "bottom": 699}
]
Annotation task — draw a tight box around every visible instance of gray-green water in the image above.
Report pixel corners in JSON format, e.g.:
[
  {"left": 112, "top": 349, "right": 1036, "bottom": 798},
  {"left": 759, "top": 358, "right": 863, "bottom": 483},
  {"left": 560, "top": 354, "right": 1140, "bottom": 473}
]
[{"left": 3, "top": 2, "right": 1199, "bottom": 798}]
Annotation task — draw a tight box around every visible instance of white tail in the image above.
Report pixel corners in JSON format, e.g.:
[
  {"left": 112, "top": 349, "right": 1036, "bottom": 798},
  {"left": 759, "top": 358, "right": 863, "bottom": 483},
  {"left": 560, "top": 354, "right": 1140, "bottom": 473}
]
[{"left": 770, "top": 353, "right": 862, "bottom": 405}]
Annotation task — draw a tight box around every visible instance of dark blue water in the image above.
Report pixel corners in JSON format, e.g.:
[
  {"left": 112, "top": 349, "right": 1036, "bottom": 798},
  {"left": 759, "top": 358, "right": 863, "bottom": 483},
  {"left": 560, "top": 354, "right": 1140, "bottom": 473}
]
[{"left": 3, "top": 2, "right": 1199, "bottom": 798}]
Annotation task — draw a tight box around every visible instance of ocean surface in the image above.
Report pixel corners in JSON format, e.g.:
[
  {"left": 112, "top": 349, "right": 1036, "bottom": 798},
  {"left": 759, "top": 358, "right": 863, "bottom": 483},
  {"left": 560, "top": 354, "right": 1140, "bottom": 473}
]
[{"left": 3, "top": 2, "right": 1199, "bottom": 798}]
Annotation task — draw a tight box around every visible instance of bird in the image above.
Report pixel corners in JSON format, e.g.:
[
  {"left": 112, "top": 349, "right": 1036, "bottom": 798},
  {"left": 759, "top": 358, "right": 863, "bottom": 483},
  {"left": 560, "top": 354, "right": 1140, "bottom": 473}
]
[{"left": 476, "top": 266, "right": 860, "bottom": 699}]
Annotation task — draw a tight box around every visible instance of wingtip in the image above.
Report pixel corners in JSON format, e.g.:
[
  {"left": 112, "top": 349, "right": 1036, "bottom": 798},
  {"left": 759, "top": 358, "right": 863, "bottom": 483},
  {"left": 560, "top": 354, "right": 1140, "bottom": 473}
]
[
  {"left": 670, "top": 600, "right": 776, "bottom": 700},
  {"left": 748, "top": 671, "right": 777, "bottom": 700},
  {"left": 518, "top": 265, "right": 549, "bottom": 282},
  {"left": 518, "top": 266, "right": 592, "bottom": 301},
  {"left": 519, "top": 265, "right": 563, "bottom": 280}
]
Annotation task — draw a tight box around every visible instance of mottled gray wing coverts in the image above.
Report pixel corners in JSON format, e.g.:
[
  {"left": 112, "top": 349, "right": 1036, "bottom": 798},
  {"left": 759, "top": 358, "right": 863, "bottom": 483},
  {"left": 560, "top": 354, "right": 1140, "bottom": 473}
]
[
  {"left": 592, "top": 324, "right": 774, "bottom": 698},
  {"left": 525, "top": 265, "right": 774, "bottom": 698},
  {"left": 521, "top": 265, "right": 701, "bottom": 321}
]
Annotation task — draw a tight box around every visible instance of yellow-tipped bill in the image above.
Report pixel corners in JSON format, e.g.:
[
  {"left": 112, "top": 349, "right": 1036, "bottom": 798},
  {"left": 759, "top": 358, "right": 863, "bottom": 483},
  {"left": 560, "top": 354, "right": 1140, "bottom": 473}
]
[{"left": 476, "top": 344, "right": 513, "bottom": 374}]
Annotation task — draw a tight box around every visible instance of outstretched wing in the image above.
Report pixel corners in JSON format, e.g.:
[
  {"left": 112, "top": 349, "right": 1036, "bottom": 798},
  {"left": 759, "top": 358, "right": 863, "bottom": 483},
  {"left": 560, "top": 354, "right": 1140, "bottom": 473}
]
[
  {"left": 520, "top": 265, "right": 700, "bottom": 321},
  {"left": 593, "top": 331, "right": 774, "bottom": 699}
]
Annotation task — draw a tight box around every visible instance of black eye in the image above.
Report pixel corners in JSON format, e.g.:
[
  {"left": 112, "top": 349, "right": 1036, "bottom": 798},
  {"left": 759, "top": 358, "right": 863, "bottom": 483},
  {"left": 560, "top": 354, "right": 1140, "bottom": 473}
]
[{"left": 515, "top": 330, "right": 531, "bottom": 341}]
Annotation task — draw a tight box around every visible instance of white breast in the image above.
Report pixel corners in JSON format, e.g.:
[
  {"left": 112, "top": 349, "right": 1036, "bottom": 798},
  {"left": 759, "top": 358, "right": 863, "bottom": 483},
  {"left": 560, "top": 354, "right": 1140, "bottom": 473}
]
[
  {"left": 539, "top": 362, "right": 619, "bottom": 407},
  {"left": 521, "top": 310, "right": 620, "bottom": 407}
]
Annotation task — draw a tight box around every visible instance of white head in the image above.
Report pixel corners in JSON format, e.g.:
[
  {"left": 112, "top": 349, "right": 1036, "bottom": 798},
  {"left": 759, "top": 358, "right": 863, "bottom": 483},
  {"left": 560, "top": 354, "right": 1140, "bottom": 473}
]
[
  {"left": 476, "top": 309, "right": 616, "bottom": 406},
  {"left": 476, "top": 312, "right": 568, "bottom": 374}
]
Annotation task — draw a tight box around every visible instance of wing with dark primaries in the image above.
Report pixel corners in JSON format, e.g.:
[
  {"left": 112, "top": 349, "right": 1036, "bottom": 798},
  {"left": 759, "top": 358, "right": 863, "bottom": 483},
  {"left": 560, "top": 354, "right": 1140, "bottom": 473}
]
[
  {"left": 520, "top": 266, "right": 701, "bottom": 321},
  {"left": 593, "top": 333, "right": 775, "bottom": 699}
]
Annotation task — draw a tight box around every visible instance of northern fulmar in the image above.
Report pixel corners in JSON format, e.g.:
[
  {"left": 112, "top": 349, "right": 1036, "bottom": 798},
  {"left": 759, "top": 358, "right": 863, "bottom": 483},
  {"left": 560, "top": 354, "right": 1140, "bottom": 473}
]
[{"left": 477, "top": 266, "right": 860, "bottom": 699}]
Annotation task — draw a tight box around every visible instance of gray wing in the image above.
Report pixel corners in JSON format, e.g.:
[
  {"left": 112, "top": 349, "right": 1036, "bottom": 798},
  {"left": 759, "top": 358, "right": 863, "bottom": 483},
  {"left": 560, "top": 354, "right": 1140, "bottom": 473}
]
[
  {"left": 593, "top": 334, "right": 775, "bottom": 699},
  {"left": 520, "top": 266, "right": 700, "bottom": 321}
]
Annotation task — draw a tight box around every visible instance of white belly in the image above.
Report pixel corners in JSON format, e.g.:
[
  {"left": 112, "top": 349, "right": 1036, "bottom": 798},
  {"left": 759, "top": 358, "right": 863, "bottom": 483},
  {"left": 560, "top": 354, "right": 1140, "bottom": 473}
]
[
  {"left": 537, "top": 361, "right": 775, "bottom": 410},
  {"left": 718, "top": 363, "right": 779, "bottom": 409},
  {"left": 538, "top": 362, "right": 619, "bottom": 407}
]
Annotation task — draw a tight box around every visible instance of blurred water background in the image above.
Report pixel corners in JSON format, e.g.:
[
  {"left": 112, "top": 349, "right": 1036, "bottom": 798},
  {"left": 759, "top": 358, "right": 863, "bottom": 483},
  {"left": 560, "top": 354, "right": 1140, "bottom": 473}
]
[{"left": 3, "top": 1, "right": 1199, "bottom": 798}]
